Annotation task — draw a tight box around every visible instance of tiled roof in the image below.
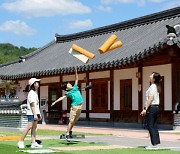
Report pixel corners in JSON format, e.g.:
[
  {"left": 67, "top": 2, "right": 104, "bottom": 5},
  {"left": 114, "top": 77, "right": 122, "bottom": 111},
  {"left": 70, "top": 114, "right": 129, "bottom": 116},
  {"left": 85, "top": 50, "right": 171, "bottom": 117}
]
[{"left": 0, "top": 7, "right": 180, "bottom": 80}]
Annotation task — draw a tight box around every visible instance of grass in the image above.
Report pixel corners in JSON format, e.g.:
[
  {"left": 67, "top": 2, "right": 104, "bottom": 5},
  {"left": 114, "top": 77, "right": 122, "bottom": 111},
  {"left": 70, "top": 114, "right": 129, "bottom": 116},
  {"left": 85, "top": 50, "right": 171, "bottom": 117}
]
[
  {"left": 37, "top": 129, "right": 104, "bottom": 136},
  {"left": 0, "top": 129, "right": 179, "bottom": 154},
  {"left": 0, "top": 129, "right": 104, "bottom": 137},
  {"left": 69, "top": 149, "right": 180, "bottom": 154},
  {"left": 0, "top": 140, "right": 179, "bottom": 154},
  {"left": 0, "top": 139, "right": 104, "bottom": 154}
]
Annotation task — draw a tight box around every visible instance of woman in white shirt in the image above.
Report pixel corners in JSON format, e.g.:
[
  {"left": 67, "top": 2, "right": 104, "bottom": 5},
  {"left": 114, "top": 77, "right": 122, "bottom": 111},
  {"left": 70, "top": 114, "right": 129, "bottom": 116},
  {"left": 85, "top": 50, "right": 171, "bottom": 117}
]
[
  {"left": 140, "top": 72, "right": 161, "bottom": 149},
  {"left": 18, "top": 78, "right": 42, "bottom": 149}
]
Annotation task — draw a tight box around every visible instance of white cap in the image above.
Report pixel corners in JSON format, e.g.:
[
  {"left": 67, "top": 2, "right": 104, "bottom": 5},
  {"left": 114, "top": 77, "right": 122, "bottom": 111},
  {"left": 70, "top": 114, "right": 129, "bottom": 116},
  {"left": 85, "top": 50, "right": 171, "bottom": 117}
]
[{"left": 29, "top": 78, "right": 41, "bottom": 86}]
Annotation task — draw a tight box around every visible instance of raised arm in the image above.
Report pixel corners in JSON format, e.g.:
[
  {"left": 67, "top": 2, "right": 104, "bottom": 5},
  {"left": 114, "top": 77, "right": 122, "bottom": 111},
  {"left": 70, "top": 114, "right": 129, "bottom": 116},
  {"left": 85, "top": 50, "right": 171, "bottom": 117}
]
[
  {"left": 51, "top": 95, "right": 66, "bottom": 107},
  {"left": 75, "top": 67, "right": 78, "bottom": 85}
]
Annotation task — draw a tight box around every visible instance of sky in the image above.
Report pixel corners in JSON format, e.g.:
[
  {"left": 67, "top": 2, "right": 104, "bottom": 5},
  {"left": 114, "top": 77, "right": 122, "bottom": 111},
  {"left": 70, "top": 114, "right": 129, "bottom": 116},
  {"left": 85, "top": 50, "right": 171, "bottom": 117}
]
[{"left": 0, "top": 0, "right": 180, "bottom": 48}]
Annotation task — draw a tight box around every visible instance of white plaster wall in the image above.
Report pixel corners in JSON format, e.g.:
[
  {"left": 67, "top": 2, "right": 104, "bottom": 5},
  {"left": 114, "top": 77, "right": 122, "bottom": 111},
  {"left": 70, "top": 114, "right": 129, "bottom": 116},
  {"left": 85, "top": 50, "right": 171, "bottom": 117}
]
[
  {"left": 16, "top": 80, "right": 28, "bottom": 101},
  {"left": 143, "top": 64, "right": 172, "bottom": 111},
  {"left": 114, "top": 68, "right": 138, "bottom": 110},
  {"left": 40, "top": 86, "right": 48, "bottom": 100},
  {"left": 90, "top": 113, "right": 110, "bottom": 119},
  {"left": 79, "top": 113, "right": 86, "bottom": 118},
  {"left": 89, "top": 71, "right": 110, "bottom": 79},
  {"left": 62, "top": 90, "right": 67, "bottom": 110},
  {"left": 81, "top": 83, "right": 86, "bottom": 110},
  {"left": 41, "top": 77, "right": 60, "bottom": 83},
  {"left": 63, "top": 73, "right": 86, "bottom": 81}
]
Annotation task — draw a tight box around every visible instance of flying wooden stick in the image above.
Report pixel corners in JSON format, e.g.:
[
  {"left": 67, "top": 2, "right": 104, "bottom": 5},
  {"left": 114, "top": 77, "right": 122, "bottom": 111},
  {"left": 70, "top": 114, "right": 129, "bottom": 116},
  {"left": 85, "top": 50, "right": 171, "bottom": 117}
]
[
  {"left": 98, "top": 34, "right": 123, "bottom": 54},
  {"left": 72, "top": 44, "right": 95, "bottom": 59},
  {"left": 98, "top": 34, "right": 117, "bottom": 54},
  {"left": 108, "top": 41, "right": 123, "bottom": 51},
  {"left": 69, "top": 44, "right": 95, "bottom": 63}
]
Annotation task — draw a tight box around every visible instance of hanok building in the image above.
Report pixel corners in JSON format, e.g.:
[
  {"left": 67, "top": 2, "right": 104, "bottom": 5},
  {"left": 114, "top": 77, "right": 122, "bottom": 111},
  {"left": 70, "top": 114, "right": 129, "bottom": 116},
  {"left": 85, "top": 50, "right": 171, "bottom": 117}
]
[{"left": 0, "top": 7, "right": 180, "bottom": 129}]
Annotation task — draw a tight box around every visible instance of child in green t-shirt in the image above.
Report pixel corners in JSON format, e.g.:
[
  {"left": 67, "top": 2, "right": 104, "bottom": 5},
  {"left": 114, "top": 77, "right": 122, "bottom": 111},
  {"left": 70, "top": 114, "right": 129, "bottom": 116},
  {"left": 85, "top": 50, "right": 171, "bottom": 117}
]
[{"left": 51, "top": 68, "right": 83, "bottom": 142}]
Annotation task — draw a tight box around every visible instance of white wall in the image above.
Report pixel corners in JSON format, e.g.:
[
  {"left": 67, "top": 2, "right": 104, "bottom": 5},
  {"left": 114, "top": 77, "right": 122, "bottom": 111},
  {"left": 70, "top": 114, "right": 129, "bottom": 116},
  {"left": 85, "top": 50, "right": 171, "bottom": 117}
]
[
  {"left": 143, "top": 64, "right": 172, "bottom": 111},
  {"left": 40, "top": 86, "right": 48, "bottom": 100},
  {"left": 63, "top": 73, "right": 86, "bottom": 81},
  {"left": 90, "top": 113, "right": 110, "bottom": 119},
  {"left": 16, "top": 80, "right": 28, "bottom": 101},
  {"left": 89, "top": 71, "right": 110, "bottom": 79},
  {"left": 114, "top": 68, "right": 138, "bottom": 110},
  {"left": 41, "top": 77, "right": 60, "bottom": 83}
]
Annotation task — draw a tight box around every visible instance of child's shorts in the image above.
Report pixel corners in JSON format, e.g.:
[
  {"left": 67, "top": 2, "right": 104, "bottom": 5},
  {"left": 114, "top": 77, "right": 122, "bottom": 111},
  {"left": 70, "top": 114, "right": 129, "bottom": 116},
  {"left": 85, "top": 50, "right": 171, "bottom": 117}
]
[
  {"left": 27, "top": 114, "right": 41, "bottom": 122},
  {"left": 69, "top": 104, "right": 82, "bottom": 122}
]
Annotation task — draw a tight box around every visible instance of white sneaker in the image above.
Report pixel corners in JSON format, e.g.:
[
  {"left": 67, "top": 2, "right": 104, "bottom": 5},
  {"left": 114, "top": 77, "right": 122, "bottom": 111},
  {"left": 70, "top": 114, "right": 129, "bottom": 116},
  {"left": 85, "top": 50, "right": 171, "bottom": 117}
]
[
  {"left": 17, "top": 141, "right": 24, "bottom": 149},
  {"left": 145, "top": 145, "right": 159, "bottom": 150},
  {"left": 31, "top": 142, "right": 43, "bottom": 148}
]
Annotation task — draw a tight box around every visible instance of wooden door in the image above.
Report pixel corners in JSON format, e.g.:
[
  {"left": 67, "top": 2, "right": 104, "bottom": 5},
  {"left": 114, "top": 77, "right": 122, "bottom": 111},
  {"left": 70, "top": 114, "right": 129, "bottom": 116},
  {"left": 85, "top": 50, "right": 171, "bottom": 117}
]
[{"left": 91, "top": 80, "right": 108, "bottom": 112}]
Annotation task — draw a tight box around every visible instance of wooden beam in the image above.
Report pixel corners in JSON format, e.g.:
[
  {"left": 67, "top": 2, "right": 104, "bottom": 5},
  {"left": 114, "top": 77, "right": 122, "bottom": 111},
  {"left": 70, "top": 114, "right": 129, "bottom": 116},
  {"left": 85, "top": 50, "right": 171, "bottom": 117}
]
[
  {"left": 110, "top": 69, "right": 114, "bottom": 121},
  {"left": 59, "top": 75, "right": 62, "bottom": 111},
  {"left": 86, "top": 72, "right": 90, "bottom": 121},
  {"left": 172, "top": 46, "right": 180, "bottom": 112},
  {"left": 137, "top": 64, "right": 143, "bottom": 124}
]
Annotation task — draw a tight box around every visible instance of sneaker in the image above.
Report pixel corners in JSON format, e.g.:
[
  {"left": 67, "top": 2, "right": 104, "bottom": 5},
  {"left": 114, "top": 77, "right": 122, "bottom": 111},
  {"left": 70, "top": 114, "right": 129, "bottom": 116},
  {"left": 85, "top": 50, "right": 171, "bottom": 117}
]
[
  {"left": 35, "top": 139, "right": 42, "bottom": 145},
  {"left": 65, "top": 135, "right": 70, "bottom": 142},
  {"left": 17, "top": 141, "right": 24, "bottom": 149},
  {"left": 69, "top": 131, "right": 73, "bottom": 138},
  {"left": 31, "top": 142, "right": 43, "bottom": 148},
  {"left": 145, "top": 145, "right": 159, "bottom": 150}
]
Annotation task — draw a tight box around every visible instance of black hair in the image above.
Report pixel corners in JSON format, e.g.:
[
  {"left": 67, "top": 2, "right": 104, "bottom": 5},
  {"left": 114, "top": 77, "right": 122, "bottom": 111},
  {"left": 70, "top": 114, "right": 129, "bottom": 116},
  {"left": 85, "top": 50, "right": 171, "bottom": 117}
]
[
  {"left": 152, "top": 72, "right": 161, "bottom": 93},
  {"left": 23, "top": 85, "right": 30, "bottom": 92},
  {"left": 61, "top": 82, "right": 68, "bottom": 91}
]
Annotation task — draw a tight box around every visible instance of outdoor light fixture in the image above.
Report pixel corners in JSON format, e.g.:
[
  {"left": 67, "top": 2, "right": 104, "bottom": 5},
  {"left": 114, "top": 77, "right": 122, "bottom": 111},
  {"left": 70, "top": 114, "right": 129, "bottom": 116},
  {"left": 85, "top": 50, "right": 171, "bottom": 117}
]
[
  {"left": 138, "top": 84, "right": 142, "bottom": 92},
  {"left": 136, "top": 72, "right": 141, "bottom": 78}
]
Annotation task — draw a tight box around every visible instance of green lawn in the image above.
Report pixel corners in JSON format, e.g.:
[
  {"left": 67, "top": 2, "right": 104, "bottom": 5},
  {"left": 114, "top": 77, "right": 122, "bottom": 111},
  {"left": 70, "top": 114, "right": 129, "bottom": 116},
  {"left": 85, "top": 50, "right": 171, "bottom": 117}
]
[
  {"left": 0, "top": 139, "right": 104, "bottom": 154},
  {"left": 37, "top": 129, "right": 104, "bottom": 136},
  {"left": 0, "top": 140, "right": 179, "bottom": 154},
  {"left": 0, "top": 129, "right": 179, "bottom": 154},
  {"left": 0, "top": 129, "right": 104, "bottom": 137}
]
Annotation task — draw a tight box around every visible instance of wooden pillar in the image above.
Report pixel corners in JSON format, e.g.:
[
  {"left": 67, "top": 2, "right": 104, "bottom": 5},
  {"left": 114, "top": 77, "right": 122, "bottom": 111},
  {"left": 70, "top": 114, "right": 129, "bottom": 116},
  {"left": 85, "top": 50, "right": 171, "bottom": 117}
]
[
  {"left": 170, "top": 46, "right": 180, "bottom": 112},
  {"left": 110, "top": 69, "right": 114, "bottom": 121},
  {"left": 138, "top": 65, "right": 143, "bottom": 123},
  {"left": 86, "top": 72, "right": 90, "bottom": 120},
  {"left": 59, "top": 75, "right": 62, "bottom": 111}
]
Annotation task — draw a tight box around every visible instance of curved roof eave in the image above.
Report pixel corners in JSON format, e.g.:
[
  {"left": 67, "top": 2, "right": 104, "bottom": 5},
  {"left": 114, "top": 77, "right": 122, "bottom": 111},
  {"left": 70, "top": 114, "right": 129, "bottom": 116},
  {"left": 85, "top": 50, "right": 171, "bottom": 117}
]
[{"left": 0, "top": 38, "right": 168, "bottom": 80}]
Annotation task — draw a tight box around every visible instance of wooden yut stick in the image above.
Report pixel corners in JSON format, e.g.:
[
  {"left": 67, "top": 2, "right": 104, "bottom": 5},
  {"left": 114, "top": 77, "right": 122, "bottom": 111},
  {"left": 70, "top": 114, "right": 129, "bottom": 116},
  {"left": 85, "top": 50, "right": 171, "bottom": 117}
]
[
  {"left": 108, "top": 41, "right": 123, "bottom": 51},
  {"left": 72, "top": 44, "right": 95, "bottom": 59},
  {"left": 69, "top": 48, "right": 89, "bottom": 64},
  {"left": 98, "top": 34, "right": 117, "bottom": 54}
]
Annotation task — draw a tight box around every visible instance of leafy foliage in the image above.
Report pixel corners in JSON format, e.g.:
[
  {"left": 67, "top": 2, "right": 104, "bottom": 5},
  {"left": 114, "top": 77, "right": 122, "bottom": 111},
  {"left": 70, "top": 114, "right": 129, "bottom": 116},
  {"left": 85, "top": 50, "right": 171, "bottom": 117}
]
[
  {"left": 0, "top": 43, "right": 37, "bottom": 64},
  {"left": 0, "top": 80, "right": 15, "bottom": 94}
]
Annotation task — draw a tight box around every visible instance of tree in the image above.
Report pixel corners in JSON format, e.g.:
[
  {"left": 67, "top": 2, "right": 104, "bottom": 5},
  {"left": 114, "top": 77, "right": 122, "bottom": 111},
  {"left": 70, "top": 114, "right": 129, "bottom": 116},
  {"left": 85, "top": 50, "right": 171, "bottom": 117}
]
[{"left": 0, "top": 80, "right": 16, "bottom": 101}]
